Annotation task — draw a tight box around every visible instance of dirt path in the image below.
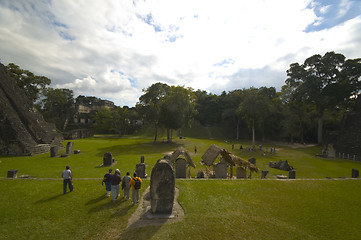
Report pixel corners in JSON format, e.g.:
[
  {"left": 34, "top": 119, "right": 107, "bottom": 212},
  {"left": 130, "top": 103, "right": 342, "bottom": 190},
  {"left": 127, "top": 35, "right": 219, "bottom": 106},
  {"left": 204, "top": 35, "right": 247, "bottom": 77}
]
[{"left": 126, "top": 186, "right": 185, "bottom": 229}]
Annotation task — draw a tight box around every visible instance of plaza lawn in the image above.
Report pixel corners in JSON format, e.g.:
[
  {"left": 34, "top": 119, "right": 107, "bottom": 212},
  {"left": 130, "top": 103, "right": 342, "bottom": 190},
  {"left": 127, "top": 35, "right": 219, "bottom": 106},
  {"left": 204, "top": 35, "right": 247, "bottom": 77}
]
[
  {"left": 1, "top": 179, "right": 361, "bottom": 240},
  {"left": 1, "top": 136, "right": 361, "bottom": 239}
]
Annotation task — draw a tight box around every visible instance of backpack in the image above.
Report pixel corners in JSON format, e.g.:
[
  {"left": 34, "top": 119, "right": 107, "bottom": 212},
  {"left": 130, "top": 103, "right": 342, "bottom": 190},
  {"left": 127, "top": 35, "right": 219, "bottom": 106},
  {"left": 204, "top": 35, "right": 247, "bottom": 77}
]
[{"left": 133, "top": 177, "right": 141, "bottom": 190}]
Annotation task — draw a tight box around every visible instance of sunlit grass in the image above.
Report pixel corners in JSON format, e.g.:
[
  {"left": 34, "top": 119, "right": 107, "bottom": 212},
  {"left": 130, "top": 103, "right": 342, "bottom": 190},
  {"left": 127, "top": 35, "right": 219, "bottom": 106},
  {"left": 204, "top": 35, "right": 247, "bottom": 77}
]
[{"left": 1, "top": 136, "right": 361, "bottom": 239}]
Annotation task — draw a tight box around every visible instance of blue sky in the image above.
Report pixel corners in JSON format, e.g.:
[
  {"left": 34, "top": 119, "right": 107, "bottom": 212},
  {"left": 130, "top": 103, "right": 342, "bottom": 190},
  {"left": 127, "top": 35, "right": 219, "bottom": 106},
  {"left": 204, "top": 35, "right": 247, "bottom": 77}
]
[{"left": 0, "top": 0, "right": 361, "bottom": 107}]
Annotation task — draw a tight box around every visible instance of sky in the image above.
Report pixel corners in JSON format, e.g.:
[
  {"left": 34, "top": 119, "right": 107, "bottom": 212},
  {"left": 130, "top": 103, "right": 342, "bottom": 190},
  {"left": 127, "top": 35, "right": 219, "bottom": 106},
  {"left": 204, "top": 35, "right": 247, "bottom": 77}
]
[{"left": 1, "top": 0, "right": 361, "bottom": 107}]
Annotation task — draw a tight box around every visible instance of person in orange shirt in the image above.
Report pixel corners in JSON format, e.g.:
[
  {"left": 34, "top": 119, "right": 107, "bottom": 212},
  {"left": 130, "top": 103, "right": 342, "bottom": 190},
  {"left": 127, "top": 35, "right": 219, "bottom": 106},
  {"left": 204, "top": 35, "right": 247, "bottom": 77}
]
[{"left": 129, "top": 172, "right": 142, "bottom": 205}]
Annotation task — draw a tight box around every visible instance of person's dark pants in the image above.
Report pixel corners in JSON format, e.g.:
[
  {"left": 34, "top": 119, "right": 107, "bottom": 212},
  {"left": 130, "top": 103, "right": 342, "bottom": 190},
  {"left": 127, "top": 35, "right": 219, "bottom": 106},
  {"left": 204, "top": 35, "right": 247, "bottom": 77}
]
[{"left": 63, "top": 179, "right": 73, "bottom": 194}]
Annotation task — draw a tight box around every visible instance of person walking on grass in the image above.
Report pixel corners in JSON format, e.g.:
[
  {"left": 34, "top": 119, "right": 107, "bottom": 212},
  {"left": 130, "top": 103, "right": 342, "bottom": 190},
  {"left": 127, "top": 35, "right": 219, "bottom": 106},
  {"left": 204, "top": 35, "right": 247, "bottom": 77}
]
[
  {"left": 130, "top": 172, "right": 142, "bottom": 205},
  {"left": 122, "top": 172, "right": 131, "bottom": 200},
  {"left": 102, "top": 169, "right": 112, "bottom": 197},
  {"left": 110, "top": 169, "right": 121, "bottom": 202},
  {"left": 62, "top": 165, "right": 73, "bottom": 194}
]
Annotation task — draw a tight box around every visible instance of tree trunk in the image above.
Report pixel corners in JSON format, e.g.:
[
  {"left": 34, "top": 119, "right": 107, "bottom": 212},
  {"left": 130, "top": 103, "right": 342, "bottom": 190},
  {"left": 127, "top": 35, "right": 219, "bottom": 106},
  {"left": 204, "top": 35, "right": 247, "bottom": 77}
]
[
  {"left": 167, "top": 128, "right": 170, "bottom": 142},
  {"left": 252, "top": 119, "right": 255, "bottom": 148},
  {"left": 299, "top": 121, "right": 304, "bottom": 144},
  {"left": 236, "top": 117, "right": 240, "bottom": 140},
  {"left": 317, "top": 114, "right": 323, "bottom": 145},
  {"left": 153, "top": 122, "right": 158, "bottom": 142}
]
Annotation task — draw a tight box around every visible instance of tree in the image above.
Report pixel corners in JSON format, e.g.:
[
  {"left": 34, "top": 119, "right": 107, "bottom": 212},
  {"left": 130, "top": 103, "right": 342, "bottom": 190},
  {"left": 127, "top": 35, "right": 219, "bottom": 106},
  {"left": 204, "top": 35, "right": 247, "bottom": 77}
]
[
  {"left": 280, "top": 84, "right": 314, "bottom": 143},
  {"left": 137, "top": 83, "right": 170, "bottom": 142},
  {"left": 285, "top": 51, "right": 361, "bottom": 144},
  {"left": 93, "top": 108, "right": 114, "bottom": 133},
  {"left": 219, "top": 90, "right": 244, "bottom": 140},
  {"left": 194, "top": 90, "right": 221, "bottom": 126},
  {"left": 237, "top": 87, "right": 275, "bottom": 146},
  {"left": 40, "top": 88, "right": 74, "bottom": 131},
  {"left": 6, "top": 63, "right": 51, "bottom": 104},
  {"left": 159, "top": 86, "right": 197, "bottom": 142}
]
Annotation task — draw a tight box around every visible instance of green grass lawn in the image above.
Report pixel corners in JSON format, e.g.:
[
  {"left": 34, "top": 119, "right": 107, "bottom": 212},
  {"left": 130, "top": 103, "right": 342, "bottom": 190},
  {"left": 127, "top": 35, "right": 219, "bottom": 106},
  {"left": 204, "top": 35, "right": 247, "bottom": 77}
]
[{"left": 1, "top": 136, "right": 361, "bottom": 239}]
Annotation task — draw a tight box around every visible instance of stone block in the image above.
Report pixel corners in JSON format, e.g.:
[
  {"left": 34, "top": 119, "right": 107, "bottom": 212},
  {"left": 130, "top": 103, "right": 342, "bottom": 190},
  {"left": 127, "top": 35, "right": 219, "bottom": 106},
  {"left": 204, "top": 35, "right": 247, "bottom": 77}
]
[
  {"left": 248, "top": 157, "right": 256, "bottom": 165},
  {"left": 7, "top": 170, "right": 18, "bottom": 178},
  {"left": 197, "top": 171, "right": 205, "bottom": 178},
  {"left": 352, "top": 168, "right": 359, "bottom": 178}
]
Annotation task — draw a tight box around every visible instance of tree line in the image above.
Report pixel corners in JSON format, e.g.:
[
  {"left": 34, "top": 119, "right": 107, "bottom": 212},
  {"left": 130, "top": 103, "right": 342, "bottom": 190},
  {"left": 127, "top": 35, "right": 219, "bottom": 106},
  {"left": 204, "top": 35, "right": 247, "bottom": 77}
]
[{"left": 5, "top": 51, "right": 361, "bottom": 145}]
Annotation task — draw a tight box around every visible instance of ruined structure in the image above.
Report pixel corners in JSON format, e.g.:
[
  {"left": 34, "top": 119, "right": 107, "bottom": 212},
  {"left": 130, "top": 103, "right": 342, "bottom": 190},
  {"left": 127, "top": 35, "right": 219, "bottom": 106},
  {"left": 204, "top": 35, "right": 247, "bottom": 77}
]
[
  {"left": 0, "top": 63, "right": 63, "bottom": 155},
  {"left": 269, "top": 160, "right": 294, "bottom": 171},
  {"left": 200, "top": 144, "right": 258, "bottom": 178},
  {"left": 71, "top": 96, "right": 114, "bottom": 127}
]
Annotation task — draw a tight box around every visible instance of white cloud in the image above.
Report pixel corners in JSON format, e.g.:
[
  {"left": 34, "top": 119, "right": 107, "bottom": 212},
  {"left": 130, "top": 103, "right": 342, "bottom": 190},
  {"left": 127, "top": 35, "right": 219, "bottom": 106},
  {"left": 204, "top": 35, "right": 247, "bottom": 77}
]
[{"left": 0, "top": 0, "right": 361, "bottom": 106}]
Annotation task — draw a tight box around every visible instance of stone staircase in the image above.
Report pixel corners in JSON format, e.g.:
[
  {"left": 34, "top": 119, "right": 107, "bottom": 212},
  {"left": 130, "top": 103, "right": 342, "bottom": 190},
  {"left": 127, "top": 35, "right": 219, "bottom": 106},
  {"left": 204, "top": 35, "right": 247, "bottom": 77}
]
[{"left": 24, "top": 144, "right": 51, "bottom": 156}]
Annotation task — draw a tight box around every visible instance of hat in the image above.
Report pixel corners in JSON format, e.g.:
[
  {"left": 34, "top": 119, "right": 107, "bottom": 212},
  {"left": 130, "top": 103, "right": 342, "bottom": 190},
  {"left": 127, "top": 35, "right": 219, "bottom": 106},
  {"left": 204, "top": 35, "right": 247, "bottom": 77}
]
[
  {"left": 66, "top": 165, "right": 70, "bottom": 169},
  {"left": 109, "top": 168, "right": 112, "bottom": 172},
  {"left": 115, "top": 169, "right": 120, "bottom": 173}
]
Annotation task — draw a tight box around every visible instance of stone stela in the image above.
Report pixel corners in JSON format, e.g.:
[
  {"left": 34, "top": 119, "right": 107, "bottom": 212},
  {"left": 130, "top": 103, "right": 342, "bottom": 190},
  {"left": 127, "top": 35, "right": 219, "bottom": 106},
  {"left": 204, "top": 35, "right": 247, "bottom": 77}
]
[
  {"left": 150, "top": 159, "right": 175, "bottom": 214},
  {"left": 103, "top": 152, "right": 114, "bottom": 166},
  {"left": 66, "top": 142, "right": 74, "bottom": 155},
  {"left": 175, "top": 158, "right": 187, "bottom": 178}
]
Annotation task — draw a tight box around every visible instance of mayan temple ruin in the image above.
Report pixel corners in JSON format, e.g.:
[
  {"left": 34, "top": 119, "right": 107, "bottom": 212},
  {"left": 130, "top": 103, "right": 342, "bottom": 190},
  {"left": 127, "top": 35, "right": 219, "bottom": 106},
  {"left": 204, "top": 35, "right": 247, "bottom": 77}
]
[{"left": 0, "top": 63, "right": 63, "bottom": 155}]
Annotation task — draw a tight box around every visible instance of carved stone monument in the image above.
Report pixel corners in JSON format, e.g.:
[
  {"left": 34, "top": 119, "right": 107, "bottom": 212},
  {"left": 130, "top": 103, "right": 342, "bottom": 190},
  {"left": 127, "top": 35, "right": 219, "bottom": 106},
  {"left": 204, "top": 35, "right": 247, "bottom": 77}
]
[
  {"left": 103, "top": 152, "right": 113, "bottom": 166},
  {"left": 352, "top": 168, "right": 359, "bottom": 178},
  {"left": 136, "top": 163, "right": 146, "bottom": 178},
  {"left": 261, "top": 169, "right": 269, "bottom": 179},
  {"left": 50, "top": 146, "right": 59, "bottom": 157},
  {"left": 150, "top": 159, "right": 175, "bottom": 214},
  {"left": 236, "top": 167, "right": 247, "bottom": 179},
  {"left": 175, "top": 158, "right": 187, "bottom": 178},
  {"left": 66, "top": 142, "right": 74, "bottom": 154},
  {"left": 289, "top": 169, "right": 296, "bottom": 179},
  {"left": 215, "top": 161, "right": 227, "bottom": 179}
]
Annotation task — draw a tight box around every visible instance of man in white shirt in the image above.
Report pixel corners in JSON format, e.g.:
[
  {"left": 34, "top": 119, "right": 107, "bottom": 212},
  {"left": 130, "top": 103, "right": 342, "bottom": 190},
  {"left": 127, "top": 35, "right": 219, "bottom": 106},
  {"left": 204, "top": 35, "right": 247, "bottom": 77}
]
[{"left": 62, "top": 165, "right": 73, "bottom": 194}]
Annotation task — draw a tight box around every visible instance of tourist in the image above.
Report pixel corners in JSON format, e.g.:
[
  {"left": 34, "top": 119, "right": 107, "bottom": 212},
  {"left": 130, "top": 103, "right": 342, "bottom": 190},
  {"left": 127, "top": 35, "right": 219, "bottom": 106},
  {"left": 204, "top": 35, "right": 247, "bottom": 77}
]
[
  {"left": 102, "top": 168, "right": 112, "bottom": 197},
  {"left": 62, "top": 165, "right": 73, "bottom": 194},
  {"left": 130, "top": 172, "right": 142, "bottom": 205},
  {"left": 122, "top": 172, "right": 131, "bottom": 200},
  {"left": 194, "top": 146, "right": 197, "bottom": 154},
  {"left": 110, "top": 169, "right": 121, "bottom": 202}
]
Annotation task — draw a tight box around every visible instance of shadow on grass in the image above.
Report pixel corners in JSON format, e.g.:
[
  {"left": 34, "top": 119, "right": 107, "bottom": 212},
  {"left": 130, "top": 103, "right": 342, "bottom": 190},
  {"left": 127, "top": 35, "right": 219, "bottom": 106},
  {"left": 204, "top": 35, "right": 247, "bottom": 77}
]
[
  {"left": 95, "top": 141, "right": 184, "bottom": 158},
  {"left": 85, "top": 194, "right": 106, "bottom": 205},
  {"left": 119, "top": 224, "right": 164, "bottom": 240},
  {"left": 88, "top": 197, "right": 128, "bottom": 213},
  {"left": 35, "top": 193, "right": 63, "bottom": 204},
  {"left": 112, "top": 204, "right": 133, "bottom": 218}
]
